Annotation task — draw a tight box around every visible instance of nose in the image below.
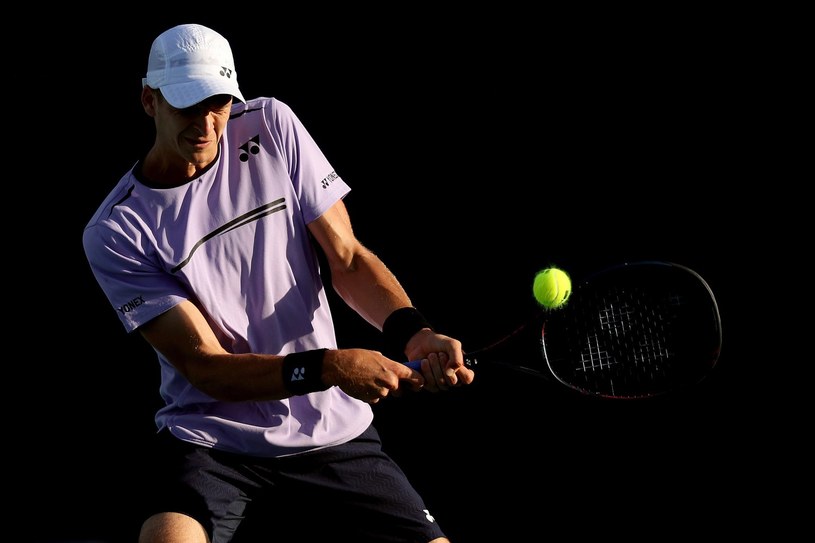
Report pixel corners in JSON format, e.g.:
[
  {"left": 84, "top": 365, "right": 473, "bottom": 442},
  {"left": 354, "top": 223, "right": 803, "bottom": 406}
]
[{"left": 191, "top": 111, "right": 216, "bottom": 135}]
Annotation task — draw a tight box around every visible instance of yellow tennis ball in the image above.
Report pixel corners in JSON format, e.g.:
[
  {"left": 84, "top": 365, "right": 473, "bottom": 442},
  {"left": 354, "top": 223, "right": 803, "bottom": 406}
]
[{"left": 532, "top": 268, "right": 572, "bottom": 309}]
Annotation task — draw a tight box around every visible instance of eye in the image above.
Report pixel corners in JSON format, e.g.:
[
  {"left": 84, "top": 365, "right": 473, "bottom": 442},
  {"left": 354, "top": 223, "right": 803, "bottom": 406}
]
[
  {"left": 208, "top": 95, "right": 233, "bottom": 109},
  {"left": 176, "top": 95, "right": 233, "bottom": 117}
]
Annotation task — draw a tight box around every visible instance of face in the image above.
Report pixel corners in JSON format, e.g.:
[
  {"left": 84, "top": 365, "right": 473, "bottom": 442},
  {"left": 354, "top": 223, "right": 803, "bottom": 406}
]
[{"left": 143, "top": 88, "right": 233, "bottom": 183}]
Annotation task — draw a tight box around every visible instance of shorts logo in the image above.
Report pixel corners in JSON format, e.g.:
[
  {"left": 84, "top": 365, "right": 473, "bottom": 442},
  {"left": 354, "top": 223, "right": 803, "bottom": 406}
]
[
  {"left": 117, "top": 295, "right": 146, "bottom": 314},
  {"left": 423, "top": 509, "right": 435, "bottom": 523}
]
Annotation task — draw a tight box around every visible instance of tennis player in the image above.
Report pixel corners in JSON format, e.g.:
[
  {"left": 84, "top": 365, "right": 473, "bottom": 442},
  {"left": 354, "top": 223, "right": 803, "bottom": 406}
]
[{"left": 83, "top": 23, "right": 474, "bottom": 542}]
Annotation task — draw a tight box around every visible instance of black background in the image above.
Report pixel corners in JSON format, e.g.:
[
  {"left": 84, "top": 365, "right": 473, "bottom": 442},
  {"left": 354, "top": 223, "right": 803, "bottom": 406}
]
[{"left": 26, "top": 9, "right": 768, "bottom": 542}]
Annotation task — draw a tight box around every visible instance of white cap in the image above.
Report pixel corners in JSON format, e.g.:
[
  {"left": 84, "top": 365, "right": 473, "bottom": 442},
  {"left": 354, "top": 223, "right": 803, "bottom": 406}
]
[{"left": 142, "top": 24, "right": 246, "bottom": 109}]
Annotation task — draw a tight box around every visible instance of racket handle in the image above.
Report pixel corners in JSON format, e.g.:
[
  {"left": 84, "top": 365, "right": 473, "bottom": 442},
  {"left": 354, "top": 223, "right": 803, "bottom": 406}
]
[{"left": 405, "top": 358, "right": 477, "bottom": 370}]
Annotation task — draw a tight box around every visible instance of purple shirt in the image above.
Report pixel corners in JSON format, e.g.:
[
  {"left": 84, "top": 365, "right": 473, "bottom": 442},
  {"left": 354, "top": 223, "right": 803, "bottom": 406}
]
[{"left": 83, "top": 97, "right": 373, "bottom": 457}]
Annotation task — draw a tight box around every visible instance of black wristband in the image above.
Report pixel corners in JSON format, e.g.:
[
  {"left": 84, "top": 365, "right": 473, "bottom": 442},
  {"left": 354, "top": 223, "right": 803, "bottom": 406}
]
[
  {"left": 282, "top": 349, "right": 329, "bottom": 395},
  {"left": 382, "top": 307, "right": 433, "bottom": 357}
]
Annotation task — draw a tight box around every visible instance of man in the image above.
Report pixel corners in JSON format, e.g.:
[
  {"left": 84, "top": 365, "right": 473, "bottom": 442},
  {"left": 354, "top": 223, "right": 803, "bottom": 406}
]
[{"left": 83, "top": 23, "right": 474, "bottom": 542}]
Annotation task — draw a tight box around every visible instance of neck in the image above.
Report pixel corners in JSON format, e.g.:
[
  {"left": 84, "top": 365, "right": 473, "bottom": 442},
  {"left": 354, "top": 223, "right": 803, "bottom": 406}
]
[{"left": 140, "top": 146, "right": 217, "bottom": 188}]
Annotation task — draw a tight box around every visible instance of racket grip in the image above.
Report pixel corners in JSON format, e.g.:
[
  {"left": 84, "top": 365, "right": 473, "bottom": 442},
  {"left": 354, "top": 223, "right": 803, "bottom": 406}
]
[{"left": 405, "top": 358, "right": 477, "bottom": 370}]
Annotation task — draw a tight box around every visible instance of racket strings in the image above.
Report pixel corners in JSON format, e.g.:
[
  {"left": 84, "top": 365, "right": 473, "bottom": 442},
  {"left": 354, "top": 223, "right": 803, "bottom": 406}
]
[
  {"left": 561, "top": 284, "right": 685, "bottom": 393},
  {"left": 540, "top": 262, "right": 721, "bottom": 398},
  {"left": 576, "top": 297, "right": 635, "bottom": 371}
]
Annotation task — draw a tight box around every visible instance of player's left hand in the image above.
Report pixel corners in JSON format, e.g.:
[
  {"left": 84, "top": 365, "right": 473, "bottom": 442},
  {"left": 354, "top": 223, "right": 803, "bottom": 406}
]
[{"left": 404, "top": 330, "right": 475, "bottom": 392}]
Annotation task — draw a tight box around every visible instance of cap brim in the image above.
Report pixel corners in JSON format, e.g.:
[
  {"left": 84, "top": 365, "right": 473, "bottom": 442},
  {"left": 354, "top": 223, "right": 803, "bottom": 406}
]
[{"left": 159, "top": 78, "right": 246, "bottom": 109}]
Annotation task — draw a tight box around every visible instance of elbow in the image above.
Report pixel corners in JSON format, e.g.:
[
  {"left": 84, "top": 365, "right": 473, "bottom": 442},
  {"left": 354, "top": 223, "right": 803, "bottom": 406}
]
[{"left": 175, "top": 354, "right": 239, "bottom": 401}]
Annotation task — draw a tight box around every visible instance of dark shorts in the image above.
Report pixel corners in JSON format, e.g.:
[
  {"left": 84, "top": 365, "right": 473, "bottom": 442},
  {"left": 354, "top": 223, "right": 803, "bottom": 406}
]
[{"left": 141, "top": 425, "right": 447, "bottom": 543}]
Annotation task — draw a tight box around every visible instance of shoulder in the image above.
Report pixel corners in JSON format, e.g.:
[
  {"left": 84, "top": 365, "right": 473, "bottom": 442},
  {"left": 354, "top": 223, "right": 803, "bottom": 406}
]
[
  {"left": 229, "top": 96, "right": 295, "bottom": 121},
  {"left": 83, "top": 168, "right": 138, "bottom": 233},
  {"left": 226, "top": 98, "right": 314, "bottom": 154},
  {"left": 226, "top": 97, "right": 304, "bottom": 141}
]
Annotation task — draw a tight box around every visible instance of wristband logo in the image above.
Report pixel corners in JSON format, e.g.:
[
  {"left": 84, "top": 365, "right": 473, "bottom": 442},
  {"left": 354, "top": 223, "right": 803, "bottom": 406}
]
[{"left": 289, "top": 366, "right": 307, "bottom": 382}]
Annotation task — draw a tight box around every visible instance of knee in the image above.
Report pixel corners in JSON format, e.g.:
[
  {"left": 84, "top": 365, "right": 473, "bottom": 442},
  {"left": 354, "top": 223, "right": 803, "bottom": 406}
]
[{"left": 139, "top": 512, "right": 210, "bottom": 543}]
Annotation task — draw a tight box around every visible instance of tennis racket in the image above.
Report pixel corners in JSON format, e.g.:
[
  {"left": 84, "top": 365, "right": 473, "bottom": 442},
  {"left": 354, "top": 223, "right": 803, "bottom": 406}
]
[{"left": 408, "top": 261, "right": 722, "bottom": 399}]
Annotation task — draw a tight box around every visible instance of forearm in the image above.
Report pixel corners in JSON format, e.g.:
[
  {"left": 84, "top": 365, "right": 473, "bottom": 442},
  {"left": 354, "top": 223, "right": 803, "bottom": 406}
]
[
  {"left": 140, "top": 301, "right": 314, "bottom": 402},
  {"left": 330, "top": 247, "right": 414, "bottom": 330},
  {"left": 190, "top": 348, "right": 422, "bottom": 404},
  {"left": 184, "top": 351, "right": 293, "bottom": 402}
]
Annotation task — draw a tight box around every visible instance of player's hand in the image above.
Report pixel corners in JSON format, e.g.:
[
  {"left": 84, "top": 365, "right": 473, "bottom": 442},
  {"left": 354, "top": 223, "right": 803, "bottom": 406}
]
[
  {"left": 404, "top": 330, "right": 475, "bottom": 392},
  {"left": 321, "top": 348, "right": 422, "bottom": 404}
]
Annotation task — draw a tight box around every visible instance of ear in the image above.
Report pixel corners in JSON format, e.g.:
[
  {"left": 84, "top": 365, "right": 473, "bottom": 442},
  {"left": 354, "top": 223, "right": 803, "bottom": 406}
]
[{"left": 142, "top": 86, "right": 159, "bottom": 117}]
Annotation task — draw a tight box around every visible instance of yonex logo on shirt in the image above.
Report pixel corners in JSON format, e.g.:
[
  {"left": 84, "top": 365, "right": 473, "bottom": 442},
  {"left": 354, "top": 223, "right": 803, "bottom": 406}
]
[
  {"left": 320, "top": 171, "right": 338, "bottom": 189},
  {"left": 239, "top": 135, "right": 260, "bottom": 162},
  {"left": 117, "top": 295, "right": 146, "bottom": 314}
]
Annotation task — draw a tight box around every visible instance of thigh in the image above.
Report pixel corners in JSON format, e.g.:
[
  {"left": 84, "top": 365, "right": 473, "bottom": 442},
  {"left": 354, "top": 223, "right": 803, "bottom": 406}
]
[
  {"left": 273, "top": 425, "right": 448, "bottom": 543},
  {"left": 140, "top": 430, "right": 262, "bottom": 541}
]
